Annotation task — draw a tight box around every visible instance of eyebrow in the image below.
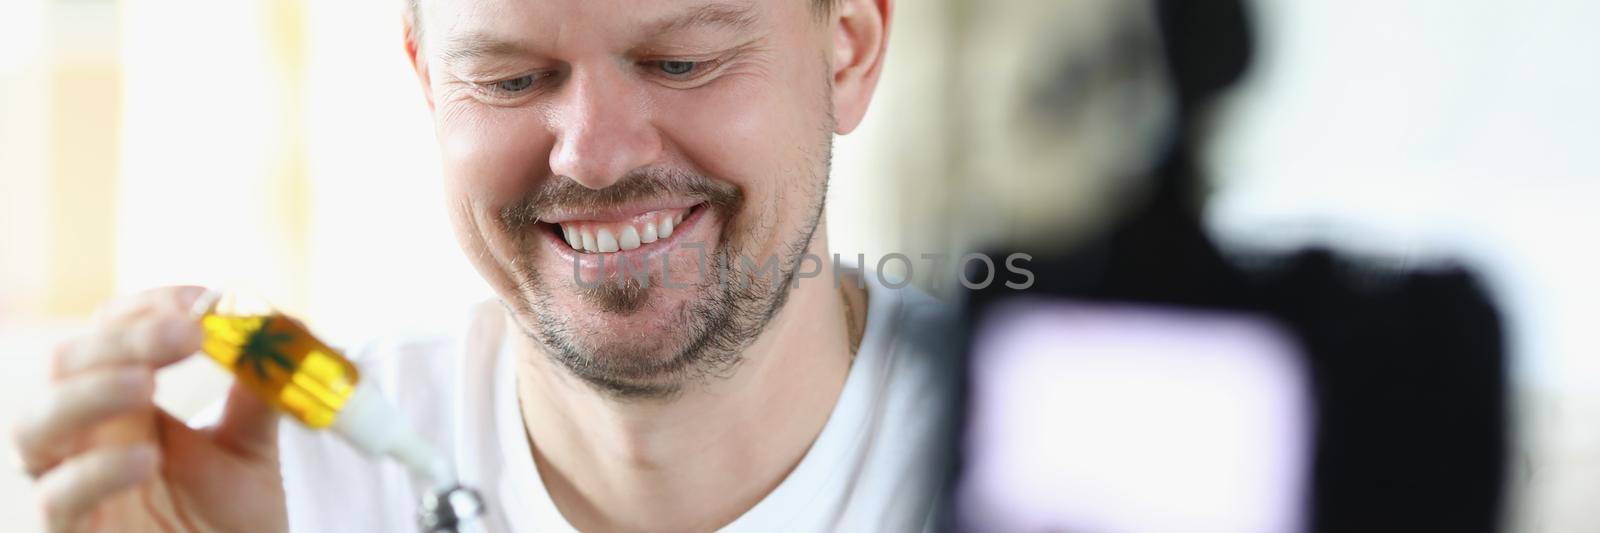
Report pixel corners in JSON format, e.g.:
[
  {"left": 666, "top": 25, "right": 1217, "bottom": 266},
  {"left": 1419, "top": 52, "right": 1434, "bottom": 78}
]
[
  {"left": 645, "top": 2, "right": 761, "bottom": 37},
  {"left": 435, "top": 2, "right": 760, "bottom": 65},
  {"left": 436, "top": 33, "right": 535, "bottom": 66}
]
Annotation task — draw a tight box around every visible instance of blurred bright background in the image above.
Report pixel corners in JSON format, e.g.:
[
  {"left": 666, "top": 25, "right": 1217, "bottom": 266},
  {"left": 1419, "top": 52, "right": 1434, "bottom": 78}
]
[{"left": 1, "top": 0, "right": 1596, "bottom": 531}]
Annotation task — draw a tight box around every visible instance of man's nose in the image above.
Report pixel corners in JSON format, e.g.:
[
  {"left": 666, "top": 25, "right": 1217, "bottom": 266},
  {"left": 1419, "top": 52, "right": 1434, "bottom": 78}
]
[{"left": 548, "top": 66, "right": 663, "bottom": 190}]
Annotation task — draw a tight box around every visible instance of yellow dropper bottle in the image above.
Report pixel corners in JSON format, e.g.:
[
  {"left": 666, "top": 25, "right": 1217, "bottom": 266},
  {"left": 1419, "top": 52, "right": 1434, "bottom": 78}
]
[
  {"left": 189, "top": 289, "right": 484, "bottom": 531},
  {"left": 192, "top": 290, "right": 360, "bottom": 428}
]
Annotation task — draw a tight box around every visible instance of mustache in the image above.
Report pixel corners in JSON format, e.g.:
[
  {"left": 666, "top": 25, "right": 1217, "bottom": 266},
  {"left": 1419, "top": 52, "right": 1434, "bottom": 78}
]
[{"left": 499, "top": 167, "right": 743, "bottom": 230}]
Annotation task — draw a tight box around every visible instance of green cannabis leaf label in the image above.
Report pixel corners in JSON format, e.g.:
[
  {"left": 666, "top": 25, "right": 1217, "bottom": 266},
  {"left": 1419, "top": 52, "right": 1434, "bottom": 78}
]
[{"left": 238, "top": 316, "right": 297, "bottom": 380}]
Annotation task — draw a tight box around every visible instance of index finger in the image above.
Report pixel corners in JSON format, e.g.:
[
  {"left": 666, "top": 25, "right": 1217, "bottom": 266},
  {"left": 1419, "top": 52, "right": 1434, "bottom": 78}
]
[
  {"left": 51, "top": 314, "right": 203, "bottom": 380},
  {"left": 88, "top": 285, "right": 208, "bottom": 327}
]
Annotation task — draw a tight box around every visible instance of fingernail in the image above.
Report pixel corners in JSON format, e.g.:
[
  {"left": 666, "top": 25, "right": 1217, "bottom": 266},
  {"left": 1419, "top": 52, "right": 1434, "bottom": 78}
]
[{"left": 173, "top": 286, "right": 209, "bottom": 307}]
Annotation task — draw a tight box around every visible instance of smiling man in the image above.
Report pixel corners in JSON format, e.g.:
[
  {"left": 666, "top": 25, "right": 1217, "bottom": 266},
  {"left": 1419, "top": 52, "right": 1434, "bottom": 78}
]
[{"left": 13, "top": 0, "right": 959, "bottom": 531}]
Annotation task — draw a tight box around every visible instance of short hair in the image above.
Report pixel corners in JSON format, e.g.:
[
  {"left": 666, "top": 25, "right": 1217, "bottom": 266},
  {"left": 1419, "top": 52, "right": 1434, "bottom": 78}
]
[{"left": 406, "top": 1, "right": 842, "bottom": 45}]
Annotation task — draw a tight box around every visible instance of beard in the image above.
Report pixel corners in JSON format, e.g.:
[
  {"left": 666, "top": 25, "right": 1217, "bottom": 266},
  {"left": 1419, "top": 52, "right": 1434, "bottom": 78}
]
[{"left": 496, "top": 154, "right": 831, "bottom": 400}]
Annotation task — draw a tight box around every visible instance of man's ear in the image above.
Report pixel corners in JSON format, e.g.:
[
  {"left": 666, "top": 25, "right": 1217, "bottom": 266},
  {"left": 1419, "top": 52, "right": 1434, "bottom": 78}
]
[
  {"left": 829, "top": 0, "right": 892, "bottom": 135},
  {"left": 404, "top": 10, "right": 436, "bottom": 111}
]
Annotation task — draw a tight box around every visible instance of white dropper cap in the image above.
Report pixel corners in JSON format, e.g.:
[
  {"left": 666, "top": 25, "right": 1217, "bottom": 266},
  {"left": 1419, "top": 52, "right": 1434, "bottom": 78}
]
[{"left": 331, "top": 382, "right": 454, "bottom": 489}]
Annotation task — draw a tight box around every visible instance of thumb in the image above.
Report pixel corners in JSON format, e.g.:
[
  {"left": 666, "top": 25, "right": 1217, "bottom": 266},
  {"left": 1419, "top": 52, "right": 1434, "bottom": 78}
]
[{"left": 210, "top": 383, "right": 281, "bottom": 459}]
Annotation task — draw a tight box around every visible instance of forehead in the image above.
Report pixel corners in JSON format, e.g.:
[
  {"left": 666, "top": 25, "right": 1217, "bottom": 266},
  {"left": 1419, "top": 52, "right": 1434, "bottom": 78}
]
[{"left": 419, "top": 0, "right": 781, "bottom": 53}]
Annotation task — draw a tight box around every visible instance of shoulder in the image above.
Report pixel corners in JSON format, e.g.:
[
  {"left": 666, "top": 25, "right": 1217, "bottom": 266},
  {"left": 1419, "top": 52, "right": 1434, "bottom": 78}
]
[
  {"left": 847, "top": 275, "right": 961, "bottom": 525},
  {"left": 860, "top": 273, "right": 961, "bottom": 396}
]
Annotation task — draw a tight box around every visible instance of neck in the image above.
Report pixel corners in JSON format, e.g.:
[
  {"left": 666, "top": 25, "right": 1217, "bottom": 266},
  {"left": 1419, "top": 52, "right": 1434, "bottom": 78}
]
[{"left": 513, "top": 240, "right": 864, "bottom": 531}]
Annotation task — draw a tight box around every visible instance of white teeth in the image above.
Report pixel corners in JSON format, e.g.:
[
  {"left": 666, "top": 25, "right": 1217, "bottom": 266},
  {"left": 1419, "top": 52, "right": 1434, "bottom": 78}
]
[
  {"left": 596, "top": 228, "right": 619, "bottom": 253},
  {"left": 619, "top": 226, "right": 641, "bottom": 251},
  {"left": 641, "top": 222, "right": 658, "bottom": 244},
  {"left": 557, "top": 209, "right": 688, "bottom": 254},
  {"left": 562, "top": 225, "right": 580, "bottom": 250},
  {"left": 581, "top": 230, "right": 597, "bottom": 253}
]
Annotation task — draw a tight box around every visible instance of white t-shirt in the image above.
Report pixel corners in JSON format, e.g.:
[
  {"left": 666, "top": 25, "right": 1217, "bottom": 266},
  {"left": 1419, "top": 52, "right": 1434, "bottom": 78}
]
[{"left": 274, "top": 273, "right": 958, "bottom": 532}]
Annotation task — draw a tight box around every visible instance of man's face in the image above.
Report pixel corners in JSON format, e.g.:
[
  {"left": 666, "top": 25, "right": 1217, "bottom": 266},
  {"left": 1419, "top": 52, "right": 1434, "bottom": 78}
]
[{"left": 413, "top": 0, "right": 840, "bottom": 397}]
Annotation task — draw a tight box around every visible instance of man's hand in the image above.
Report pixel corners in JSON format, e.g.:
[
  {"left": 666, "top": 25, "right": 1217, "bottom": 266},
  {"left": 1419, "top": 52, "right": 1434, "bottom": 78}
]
[{"left": 9, "top": 286, "right": 288, "bottom": 533}]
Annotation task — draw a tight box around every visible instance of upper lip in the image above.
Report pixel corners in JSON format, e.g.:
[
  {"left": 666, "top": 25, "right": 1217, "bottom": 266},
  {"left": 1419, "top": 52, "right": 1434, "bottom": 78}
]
[{"left": 536, "top": 201, "right": 702, "bottom": 224}]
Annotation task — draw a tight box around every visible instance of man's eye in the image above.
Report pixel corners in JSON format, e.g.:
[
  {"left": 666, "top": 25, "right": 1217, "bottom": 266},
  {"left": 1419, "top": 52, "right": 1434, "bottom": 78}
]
[
  {"left": 655, "top": 60, "right": 699, "bottom": 77},
  {"left": 493, "top": 74, "right": 537, "bottom": 93}
]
